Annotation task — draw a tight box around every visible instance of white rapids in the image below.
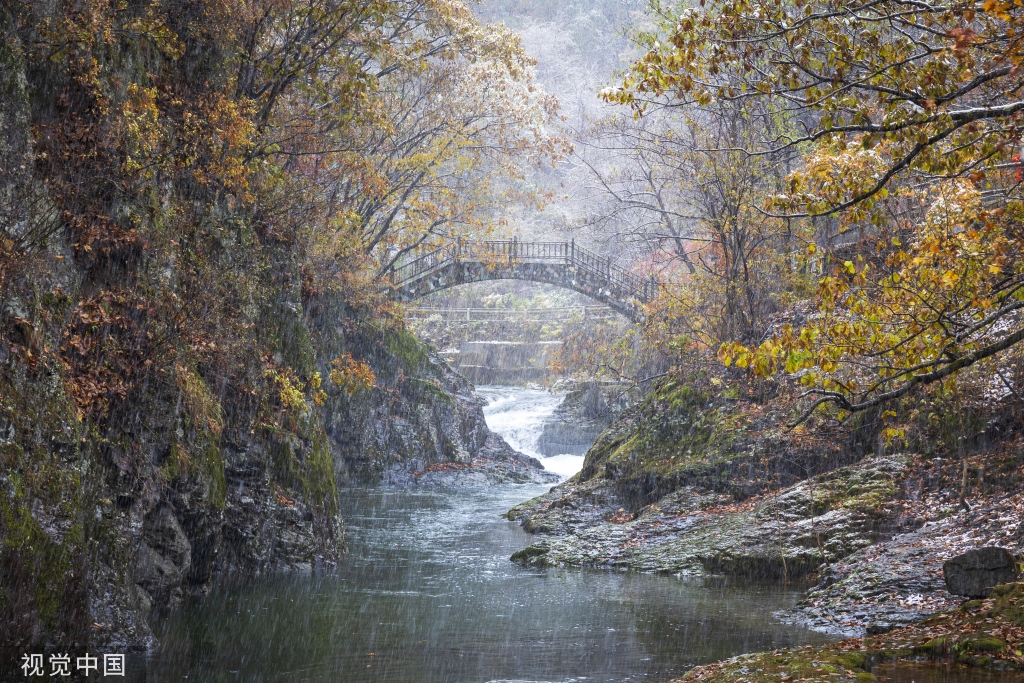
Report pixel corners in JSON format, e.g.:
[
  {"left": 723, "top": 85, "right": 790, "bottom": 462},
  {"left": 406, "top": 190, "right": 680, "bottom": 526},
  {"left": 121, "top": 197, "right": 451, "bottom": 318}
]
[{"left": 475, "top": 385, "right": 585, "bottom": 479}]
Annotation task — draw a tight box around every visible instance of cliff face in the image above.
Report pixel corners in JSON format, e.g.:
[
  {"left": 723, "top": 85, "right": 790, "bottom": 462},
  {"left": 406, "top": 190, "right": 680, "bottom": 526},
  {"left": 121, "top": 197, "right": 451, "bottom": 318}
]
[
  {"left": 1, "top": 319, "right": 502, "bottom": 653},
  {"left": 0, "top": 4, "right": 520, "bottom": 653}
]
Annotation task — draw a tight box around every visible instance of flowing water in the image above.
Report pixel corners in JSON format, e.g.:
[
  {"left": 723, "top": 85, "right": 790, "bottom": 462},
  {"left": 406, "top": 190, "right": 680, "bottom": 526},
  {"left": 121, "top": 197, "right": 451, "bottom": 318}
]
[
  {"left": 145, "top": 387, "right": 836, "bottom": 683},
  {"left": 475, "top": 385, "right": 584, "bottom": 478}
]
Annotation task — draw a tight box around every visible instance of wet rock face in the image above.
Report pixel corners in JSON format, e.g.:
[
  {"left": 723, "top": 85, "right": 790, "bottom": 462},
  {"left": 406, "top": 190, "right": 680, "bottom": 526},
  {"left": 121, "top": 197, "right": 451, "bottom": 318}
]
[
  {"left": 330, "top": 345, "right": 552, "bottom": 485},
  {"left": 944, "top": 547, "right": 1019, "bottom": 598},
  {"left": 509, "top": 456, "right": 912, "bottom": 577},
  {"left": 136, "top": 505, "right": 192, "bottom": 609},
  {"left": 537, "top": 423, "right": 604, "bottom": 457},
  {"left": 536, "top": 382, "right": 630, "bottom": 457}
]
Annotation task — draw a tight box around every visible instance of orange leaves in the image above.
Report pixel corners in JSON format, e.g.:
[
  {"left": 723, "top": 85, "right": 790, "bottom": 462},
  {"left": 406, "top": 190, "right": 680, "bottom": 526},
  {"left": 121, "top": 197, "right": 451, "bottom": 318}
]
[
  {"left": 173, "top": 92, "right": 258, "bottom": 198},
  {"left": 720, "top": 177, "right": 1024, "bottom": 424},
  {"left": 329, "top": 353, "right": 376, "bottom": 396}
]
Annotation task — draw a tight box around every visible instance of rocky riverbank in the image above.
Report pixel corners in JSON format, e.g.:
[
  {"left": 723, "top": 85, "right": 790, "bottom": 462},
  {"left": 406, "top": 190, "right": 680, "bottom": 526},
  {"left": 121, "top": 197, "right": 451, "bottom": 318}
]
[
  {"left": 509, "top": 454, "right": 1022, "bottom": 636},
  {"left": 676, "top": 581, "right": 1024, "bottom": 682},
  {"left": 782, "top": 489, "right": 1024, "bottom": 637},
  {"left": 386, "top": 432, "right": 560, "bottom": 487},
  {"left": 509, "top": 455, "right": 915, "bottom": 577},
  {"left": 504, "top": 373, "right": 1024, "bottom": 679}
]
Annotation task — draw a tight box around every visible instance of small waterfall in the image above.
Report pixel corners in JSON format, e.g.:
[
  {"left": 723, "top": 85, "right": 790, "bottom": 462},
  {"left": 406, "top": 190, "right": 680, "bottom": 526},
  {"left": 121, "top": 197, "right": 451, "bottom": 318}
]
[{"left": 476, "top": 385, "right": 585, "bottom": 479}]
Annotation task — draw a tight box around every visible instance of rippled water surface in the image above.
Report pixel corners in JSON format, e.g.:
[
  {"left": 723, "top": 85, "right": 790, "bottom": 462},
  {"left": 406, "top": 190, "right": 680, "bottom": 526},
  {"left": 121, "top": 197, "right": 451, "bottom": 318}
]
[{"left": 147, "top": 388, "right": 835, "bottom": 683}]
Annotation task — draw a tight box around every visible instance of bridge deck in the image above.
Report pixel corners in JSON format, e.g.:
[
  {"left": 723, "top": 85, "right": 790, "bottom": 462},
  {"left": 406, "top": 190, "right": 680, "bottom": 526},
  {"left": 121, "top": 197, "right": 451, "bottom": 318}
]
[
  {"left": 388, "top": 239, "right": 655, "bottom": 323},
  {"left": 406, "top": 305, "right": 617, "bottom": 322}
]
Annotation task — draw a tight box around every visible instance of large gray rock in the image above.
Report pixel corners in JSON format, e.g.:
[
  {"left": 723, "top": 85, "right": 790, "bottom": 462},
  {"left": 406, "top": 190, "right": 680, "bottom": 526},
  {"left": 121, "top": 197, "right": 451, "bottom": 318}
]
[
  {"left": 943, "top": 547, "right": 1018, "bottom": 598},
  {"left": 537, "top": 422, "right": 604, "bottom": 457},
  {"left": 135, "top": 505, "right": 192, "bottom": 609}
]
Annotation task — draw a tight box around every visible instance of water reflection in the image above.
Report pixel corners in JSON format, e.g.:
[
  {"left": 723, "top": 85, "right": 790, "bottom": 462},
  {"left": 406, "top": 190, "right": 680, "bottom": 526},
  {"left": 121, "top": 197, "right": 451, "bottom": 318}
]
[
  {"left": 872, "top": 661, "right": 1022, "bottom": 683},
  {"left": 149, "top": 485, "right": 834, "bottom": 682}
]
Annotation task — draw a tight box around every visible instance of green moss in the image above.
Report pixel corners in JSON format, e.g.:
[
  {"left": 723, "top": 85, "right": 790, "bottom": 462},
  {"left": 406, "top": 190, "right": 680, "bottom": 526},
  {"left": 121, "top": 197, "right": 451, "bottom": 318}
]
[
  {"left": 959, "top": 636, "right": 1006, "bottom": 654},
  {"left": 0, "top": 493, "right": 77, "bottom": 630},
  {"left": 854, "top": 673, "right": 878, "bottom": 682},
  {"left": 160, "top": 436, "right": 225, "bottom": 509},
  {"left": 679, "top": 583, "right": 1024, "bottom": 682},
  {"left": 975, "top": 582, "right": 1024, "bottom": 627},
  {"left": 162, "top": 442, "right": 182, "bottom": 480},
  {"left": 411, "top": 377, "right": 453, "bottom": 405},
  {"left": 510, "top": 545, "right": 549, "bottom": 566},
  {"left": 836, "top": 653, "right": 868, "bottom": 670},
  {"left": 581, "top": 376, "right": 743, "bottom": 508},
  {"left": 0, "top": 374, "right": 87, "bottom": 644},
  {"left": 913, "top": 636, "right": 950, "bottom": 656},
  {"left": 386, "top": 327, "right": 428, "bottom": 374},
  {"left": 303, "top": 427, "right": 338, "bottom": 516},
  {"left": 268, "top": 421, "right": 338, "bottom": 518},
  {"left": 277, "top": 311, "right": 317, "bottom": 376},
  {"left": 506, "top": 496, "right": 542, "bottom": 520}
]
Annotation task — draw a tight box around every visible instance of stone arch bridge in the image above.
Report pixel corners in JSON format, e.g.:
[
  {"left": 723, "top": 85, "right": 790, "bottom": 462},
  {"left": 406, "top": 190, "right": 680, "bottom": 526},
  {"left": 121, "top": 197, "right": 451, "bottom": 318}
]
[{"left": 387, "top": 239, "right": 656, "bottom": 323}]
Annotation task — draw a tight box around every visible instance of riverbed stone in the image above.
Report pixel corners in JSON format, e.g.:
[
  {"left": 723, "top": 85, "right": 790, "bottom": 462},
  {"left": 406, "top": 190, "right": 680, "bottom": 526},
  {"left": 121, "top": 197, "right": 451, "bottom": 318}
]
[
  {"left": 943, "top": 547, "right": 1019, "bottom": 598},
  {"left": 510, "top": 455, "right": 911, "bottom": 578}
]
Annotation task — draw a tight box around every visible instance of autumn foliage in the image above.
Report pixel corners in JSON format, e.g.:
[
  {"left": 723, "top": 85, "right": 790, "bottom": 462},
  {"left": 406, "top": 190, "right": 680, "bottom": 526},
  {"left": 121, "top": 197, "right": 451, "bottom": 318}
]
[
  {"left": 0, "top": 0, "right": 564, "bottom": 502},
  {"left": 595, "top": 0, "right": 1024, "bottom": 432}
]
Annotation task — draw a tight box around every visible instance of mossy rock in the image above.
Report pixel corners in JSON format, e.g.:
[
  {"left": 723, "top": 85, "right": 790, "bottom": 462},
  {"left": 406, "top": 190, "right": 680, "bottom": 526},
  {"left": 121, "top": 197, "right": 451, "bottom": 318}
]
[
  {"left": 958, "top": 635, "right": 1006, "bottom": 654},
  {"left": 974, "top": 582, "right": 1024, "bottom": 627},
  {"left": 913, "top": 636, "right": 950, "bottom": 656},
  {"left": 510, "top": 544, "right": 550, "bottom": 567},
  {"left": 576, "top": 376, "right": 747, "bottom": 509},
  {"left": 384, "top": 327, "right": 428, "bottom": 375},
  {"left": 835, "top": 653, "right": 868, "bottom": 670}
]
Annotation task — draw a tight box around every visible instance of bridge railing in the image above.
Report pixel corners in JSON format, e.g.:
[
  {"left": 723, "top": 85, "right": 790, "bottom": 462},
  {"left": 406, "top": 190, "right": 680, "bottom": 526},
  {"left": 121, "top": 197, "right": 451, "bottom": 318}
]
[
  {"left": 389, "top": 238, "right": 657, "bottom": 301},
  {"left": 473, "top": 240, "right": 569, "bottom": 262},
  {"left": 569, "top": 241, "right": 650, "bottom": 298},
  {"left": 406, "top": 305, "right": 617, "bottom": 321},
  {"left": 389, "top": 246, "right": 449, "bottom": 285}
]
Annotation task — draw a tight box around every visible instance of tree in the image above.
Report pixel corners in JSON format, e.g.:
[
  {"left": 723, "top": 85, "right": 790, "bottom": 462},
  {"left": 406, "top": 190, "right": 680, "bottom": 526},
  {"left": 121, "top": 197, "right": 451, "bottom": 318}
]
[
  {"left": 607, "top": 0, "right": 1024, "bottom": 424},
  {"left": 576, "top": 98, "right": 813, "bottom": 350},
  {"left": 261, "top": 0, "right": 571, "bottom": 282}
]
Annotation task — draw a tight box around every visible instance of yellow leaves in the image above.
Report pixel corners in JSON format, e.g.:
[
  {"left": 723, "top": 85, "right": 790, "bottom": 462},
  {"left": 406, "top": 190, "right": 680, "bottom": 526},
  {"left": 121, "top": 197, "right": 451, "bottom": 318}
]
[
  {"left": 309, "top": 372, "right": 327, "bottom": 406},
  {"left": 882, "top": 427, "right": 904, "bottom": 443},
  {"left": 265, "top": 368, "right": 310, "bottom": 415},
  {"left": 788, "top": 137, "right": 897, "bottom": 213}
]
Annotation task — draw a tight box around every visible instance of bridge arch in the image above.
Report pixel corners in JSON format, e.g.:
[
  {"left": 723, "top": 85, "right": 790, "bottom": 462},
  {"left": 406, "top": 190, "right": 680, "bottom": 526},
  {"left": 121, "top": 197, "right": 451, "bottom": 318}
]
[{"left": 386, "top": 239, "right": 655, "bottom": 323}]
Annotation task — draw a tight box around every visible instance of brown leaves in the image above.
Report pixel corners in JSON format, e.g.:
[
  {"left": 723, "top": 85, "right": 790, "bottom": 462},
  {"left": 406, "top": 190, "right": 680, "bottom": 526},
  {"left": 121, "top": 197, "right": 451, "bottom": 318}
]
[{"left": 59, "top": 291, "right": 155, "bottom": 420}]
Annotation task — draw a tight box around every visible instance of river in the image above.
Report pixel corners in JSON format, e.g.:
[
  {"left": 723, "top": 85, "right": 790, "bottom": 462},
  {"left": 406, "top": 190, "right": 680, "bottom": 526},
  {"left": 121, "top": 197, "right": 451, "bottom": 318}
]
[{"left": 145, "top": 386, "right": 835, "bottom": 682}]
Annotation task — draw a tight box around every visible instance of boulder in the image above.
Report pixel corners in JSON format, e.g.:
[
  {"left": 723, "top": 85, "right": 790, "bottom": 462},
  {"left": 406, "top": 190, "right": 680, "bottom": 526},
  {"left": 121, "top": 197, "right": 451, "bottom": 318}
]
[{"left": 943, "top": 547, "right": 1019, "bottom": 598}]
